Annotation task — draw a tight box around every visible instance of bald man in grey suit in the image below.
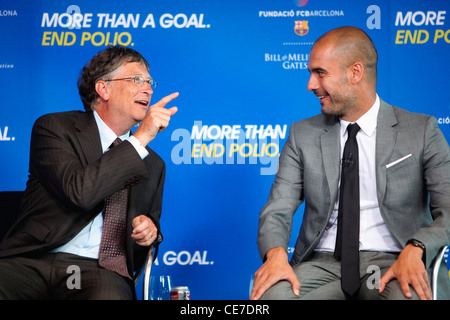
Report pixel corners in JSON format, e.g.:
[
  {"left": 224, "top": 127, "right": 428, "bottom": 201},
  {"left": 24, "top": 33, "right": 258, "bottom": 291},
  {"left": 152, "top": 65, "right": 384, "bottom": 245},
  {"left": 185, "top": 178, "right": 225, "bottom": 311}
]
[{"left": 251, "top": 27, "right": 450, "bottom": 300}]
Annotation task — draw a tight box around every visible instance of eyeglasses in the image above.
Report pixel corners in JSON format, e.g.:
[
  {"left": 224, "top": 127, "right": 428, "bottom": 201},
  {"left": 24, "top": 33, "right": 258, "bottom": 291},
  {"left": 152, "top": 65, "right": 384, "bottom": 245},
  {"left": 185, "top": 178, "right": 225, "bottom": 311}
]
[{"left": 104, "top": 75, "right": 158, "bottom": 88}]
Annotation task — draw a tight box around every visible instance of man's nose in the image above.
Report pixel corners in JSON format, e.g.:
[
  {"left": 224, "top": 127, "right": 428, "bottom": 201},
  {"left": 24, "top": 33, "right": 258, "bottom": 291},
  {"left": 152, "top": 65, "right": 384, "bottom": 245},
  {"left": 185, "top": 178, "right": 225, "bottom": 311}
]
[
  {"left": 142, "top": 82, "right": 153, "bottom": 95},
  {"left": 307, "top": 74, "right": 318, "bottom": 92}
]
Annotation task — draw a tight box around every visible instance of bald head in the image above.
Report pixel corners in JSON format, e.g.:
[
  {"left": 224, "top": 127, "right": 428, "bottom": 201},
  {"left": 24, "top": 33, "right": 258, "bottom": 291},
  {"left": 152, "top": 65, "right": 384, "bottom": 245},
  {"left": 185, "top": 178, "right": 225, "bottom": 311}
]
[
  {"left": 307, "top": 27, "right": 379, "bottom": 121},
  {"left": 313, "top": 26, "right": 378, "bottom": 84}
]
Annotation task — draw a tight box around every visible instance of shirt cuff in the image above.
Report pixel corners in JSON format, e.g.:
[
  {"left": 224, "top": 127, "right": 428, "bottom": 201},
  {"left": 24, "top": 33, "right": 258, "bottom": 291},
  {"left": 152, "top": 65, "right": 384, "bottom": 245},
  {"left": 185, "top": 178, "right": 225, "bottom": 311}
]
[{"left": 127, "top": 135, "right": 149, "bottom": 159}]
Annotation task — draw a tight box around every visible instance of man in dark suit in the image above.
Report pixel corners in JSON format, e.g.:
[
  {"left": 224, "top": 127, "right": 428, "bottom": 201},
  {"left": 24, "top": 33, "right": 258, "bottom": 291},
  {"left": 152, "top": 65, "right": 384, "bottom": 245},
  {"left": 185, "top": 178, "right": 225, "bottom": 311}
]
[
  {"left": 250, "top": 27, "right": 450, "bottom": 300},
  {"left": 0, "top": 46, "right": 178, "bottom": 299}
]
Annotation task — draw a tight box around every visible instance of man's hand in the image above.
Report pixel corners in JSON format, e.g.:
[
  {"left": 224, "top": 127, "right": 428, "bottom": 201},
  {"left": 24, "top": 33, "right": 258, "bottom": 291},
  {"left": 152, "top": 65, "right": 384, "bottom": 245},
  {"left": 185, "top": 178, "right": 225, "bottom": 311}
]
[
  {"left": 131, "top": 215, "right": 158, "bottom": 246},
  {"left": 133, "top": 92, "right": 179, "bottom": 146},
  {"left": 379, "top": 244, "right": 432, "bottom": 300},
  {"left": 250, "top": 247, "right": 300, "bottom": 300}
]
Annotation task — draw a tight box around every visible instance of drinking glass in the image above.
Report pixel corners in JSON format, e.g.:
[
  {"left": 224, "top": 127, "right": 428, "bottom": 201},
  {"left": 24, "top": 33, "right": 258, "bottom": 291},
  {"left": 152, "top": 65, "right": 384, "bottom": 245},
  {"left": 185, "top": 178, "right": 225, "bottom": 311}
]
[
  {"left": 149, "top": 275, "right": 172, "bottom": 300},
  {"left": 249, "top": 274, "right": 254, "bottom": 298}
]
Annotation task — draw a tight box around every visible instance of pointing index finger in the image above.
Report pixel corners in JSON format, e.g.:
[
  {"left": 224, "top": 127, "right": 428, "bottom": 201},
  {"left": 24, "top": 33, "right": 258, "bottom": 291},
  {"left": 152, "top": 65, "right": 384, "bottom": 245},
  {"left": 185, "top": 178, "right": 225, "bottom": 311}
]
[{"left": 152, "top": 92, "right": 179, "bottom": 109}]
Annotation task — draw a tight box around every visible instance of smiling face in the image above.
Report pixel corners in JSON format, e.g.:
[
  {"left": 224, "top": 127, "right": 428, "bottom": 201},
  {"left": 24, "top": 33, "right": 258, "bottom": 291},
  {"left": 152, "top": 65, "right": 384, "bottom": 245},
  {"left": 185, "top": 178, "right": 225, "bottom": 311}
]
[
  {"left": 107, "top": 62, "right": 153, "bottom": 121},
  {"left": 95, "top": 61, "right": 154, "bottom": 136},
  {"left": 307, "top": 43, "right": 357, "bottom": 119},
  {"left": 306, "top": 27, "right": 379, "bottom": 122}
]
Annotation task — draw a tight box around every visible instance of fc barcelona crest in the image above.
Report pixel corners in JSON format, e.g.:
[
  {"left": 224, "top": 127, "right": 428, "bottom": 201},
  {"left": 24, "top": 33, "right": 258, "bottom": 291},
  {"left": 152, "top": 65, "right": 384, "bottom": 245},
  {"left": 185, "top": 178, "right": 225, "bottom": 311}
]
[{"left": 294, "top": 20, "right": 309, "bottom": 36}]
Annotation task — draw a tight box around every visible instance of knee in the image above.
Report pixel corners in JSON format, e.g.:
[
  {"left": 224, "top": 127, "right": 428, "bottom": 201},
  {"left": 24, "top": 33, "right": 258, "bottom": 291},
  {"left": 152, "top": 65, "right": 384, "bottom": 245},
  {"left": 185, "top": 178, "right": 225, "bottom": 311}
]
[
  {"left": 260, "top": 280, "right": 298, "bottom": 300},
  {"left": 379, "top": 280, "right": 420, "bottom": 300}
]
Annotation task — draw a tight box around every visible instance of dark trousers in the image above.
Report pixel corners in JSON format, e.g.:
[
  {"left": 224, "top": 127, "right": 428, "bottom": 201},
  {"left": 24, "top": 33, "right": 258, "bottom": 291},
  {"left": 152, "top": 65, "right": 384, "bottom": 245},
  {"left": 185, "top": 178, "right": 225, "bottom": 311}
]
[{"left": 0, "top": 252, "right": 134, "bottom": 300}]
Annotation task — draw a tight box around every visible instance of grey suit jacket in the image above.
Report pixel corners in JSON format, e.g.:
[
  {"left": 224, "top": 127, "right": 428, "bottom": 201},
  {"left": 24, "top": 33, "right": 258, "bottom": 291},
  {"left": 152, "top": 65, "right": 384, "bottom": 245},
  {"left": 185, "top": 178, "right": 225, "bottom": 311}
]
[
  {"left": 257, "top": 99, "right": 450, "bottom": 296},
  {"left": 0, "top": 111, "right": 166, "bottom": 277}
]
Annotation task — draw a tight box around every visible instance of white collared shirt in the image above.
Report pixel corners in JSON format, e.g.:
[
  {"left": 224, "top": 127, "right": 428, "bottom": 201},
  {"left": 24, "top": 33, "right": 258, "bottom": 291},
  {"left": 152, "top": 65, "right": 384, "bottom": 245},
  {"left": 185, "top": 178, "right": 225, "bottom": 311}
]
[
  {"left": 52, "top": 111, "right": 148, "bottom": 258},
  {"left": 315, "top": 95, "right": 403, "bottom": 253}
]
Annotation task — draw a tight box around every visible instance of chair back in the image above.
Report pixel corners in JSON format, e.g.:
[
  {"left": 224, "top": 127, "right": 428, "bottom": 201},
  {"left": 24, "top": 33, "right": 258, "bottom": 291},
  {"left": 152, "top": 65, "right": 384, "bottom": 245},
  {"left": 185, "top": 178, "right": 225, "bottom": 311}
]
[{"left": 0, "top": 191, "right": 24, "bottom": 241}]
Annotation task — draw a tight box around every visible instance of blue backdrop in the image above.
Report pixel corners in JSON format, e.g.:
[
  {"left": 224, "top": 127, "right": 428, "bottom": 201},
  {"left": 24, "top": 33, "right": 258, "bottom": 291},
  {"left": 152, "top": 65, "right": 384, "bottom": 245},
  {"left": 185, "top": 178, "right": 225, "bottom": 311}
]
[{"left": 1, "top": 0, "right": 449, "bottom": 299}]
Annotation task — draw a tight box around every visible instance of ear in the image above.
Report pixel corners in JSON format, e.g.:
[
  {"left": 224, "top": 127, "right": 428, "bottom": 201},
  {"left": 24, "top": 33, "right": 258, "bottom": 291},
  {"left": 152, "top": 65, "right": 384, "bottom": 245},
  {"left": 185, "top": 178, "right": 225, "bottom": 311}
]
[
  {"left": 348, "top": 62, "right": 364, "bottom": 85},
  {"left": 95, "top": 80, "right": 110, "bottom": 101}
]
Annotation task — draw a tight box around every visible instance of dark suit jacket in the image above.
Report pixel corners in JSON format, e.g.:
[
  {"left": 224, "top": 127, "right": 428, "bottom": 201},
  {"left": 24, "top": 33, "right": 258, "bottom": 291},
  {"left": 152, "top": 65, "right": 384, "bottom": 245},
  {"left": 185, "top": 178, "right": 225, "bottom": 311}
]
[
  {"left": 0, "top": 111, "right": 166, "bottom": 277},
  {"left": 258, "top": 99, "right": 450, "bottom": 298}
]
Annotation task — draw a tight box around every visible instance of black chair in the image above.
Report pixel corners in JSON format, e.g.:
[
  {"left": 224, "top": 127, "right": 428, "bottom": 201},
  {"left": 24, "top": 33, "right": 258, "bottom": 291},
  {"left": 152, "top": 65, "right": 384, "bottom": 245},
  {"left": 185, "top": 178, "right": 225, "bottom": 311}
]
[
  {"left": 0, "top": 191, "right": 24, "bottom": 242},
  {"left": 0, "top": 190, "right": 154, "bottom": 300}
]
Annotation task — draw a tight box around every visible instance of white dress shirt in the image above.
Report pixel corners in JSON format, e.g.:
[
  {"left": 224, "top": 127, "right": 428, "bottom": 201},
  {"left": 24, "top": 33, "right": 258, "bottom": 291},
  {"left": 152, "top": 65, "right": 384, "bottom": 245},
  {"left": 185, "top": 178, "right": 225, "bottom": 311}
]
[
  {"left": 315, "top": 95, "right": 403, "bottom": 253},
  {"left": 52, "top": 111, "right": 148, "bottom": 258}
]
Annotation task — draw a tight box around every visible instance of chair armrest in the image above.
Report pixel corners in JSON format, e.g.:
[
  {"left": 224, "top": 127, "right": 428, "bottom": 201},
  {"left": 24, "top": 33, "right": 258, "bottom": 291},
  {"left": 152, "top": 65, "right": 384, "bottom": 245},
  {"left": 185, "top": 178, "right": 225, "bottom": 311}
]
[
  {"left": 142, "top": 246, "right": 155, "bottom": 300},
  {"left": 134, "top": 245, "right": 155, "bottom": 287},
  {"left": 432, "top": 245, "right": 449, "bottom": 300}
]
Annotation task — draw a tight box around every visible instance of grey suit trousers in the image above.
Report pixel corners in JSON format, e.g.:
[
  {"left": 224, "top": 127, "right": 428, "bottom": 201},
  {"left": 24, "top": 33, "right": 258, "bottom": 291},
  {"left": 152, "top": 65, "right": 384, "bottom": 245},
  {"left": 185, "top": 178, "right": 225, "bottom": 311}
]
[{"left": 261, "top": 251, "right": 420, "bottom": 300}]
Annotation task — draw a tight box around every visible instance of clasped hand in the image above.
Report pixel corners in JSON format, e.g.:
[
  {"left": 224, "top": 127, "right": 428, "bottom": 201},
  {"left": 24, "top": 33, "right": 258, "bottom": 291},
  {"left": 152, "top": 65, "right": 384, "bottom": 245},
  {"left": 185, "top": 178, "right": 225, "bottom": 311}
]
[{"left": 131, "top": 215, "right": 158, "bottom": 247}]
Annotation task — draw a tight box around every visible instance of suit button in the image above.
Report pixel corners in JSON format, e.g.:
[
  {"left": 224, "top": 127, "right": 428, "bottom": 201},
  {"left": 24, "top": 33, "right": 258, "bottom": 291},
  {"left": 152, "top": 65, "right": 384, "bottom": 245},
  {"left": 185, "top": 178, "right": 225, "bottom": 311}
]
[{"left": 316, "top": 231, "right": 320, "bottom": 237}]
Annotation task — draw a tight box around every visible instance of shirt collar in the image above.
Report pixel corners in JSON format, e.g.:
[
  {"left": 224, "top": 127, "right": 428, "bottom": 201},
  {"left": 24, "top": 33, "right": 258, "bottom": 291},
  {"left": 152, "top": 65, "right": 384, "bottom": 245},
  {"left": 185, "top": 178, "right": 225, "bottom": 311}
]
[
  {"left": 93, "top": 111, "right": 130, "bottom": 152},
  {"left": 340, "top": 94, "right": 380, "bottom": 138}
]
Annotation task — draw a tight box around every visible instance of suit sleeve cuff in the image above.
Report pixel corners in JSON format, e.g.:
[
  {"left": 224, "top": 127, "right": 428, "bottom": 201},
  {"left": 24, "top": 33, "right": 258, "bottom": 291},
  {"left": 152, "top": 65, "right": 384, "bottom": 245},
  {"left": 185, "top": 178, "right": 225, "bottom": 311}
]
[{"left": 127, "top": 135, "right": 149, "bottom": 159}]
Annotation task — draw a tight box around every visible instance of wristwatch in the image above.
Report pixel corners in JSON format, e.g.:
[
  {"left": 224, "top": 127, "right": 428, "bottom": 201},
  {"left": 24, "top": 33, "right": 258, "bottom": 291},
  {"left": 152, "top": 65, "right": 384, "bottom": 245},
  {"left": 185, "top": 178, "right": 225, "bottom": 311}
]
[{"left": 406, "top": 239, "right": 426, "bottom": 263}]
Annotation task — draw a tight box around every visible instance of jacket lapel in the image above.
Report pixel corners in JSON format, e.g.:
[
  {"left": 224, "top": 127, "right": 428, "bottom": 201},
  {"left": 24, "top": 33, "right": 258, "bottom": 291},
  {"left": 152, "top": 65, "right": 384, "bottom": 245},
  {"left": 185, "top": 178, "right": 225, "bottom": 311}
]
[
  {"left": 320, "top": 100, "right": 399, "bottom": 214},
  {"left": 376, "top": 100, "right": 398, "bottom": 205},
  {"left": 321, "top": 116, "right": 341, "bottom": 218},
  {"left": 74, "top": 112, "right": 103, "bottom": 164}
]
